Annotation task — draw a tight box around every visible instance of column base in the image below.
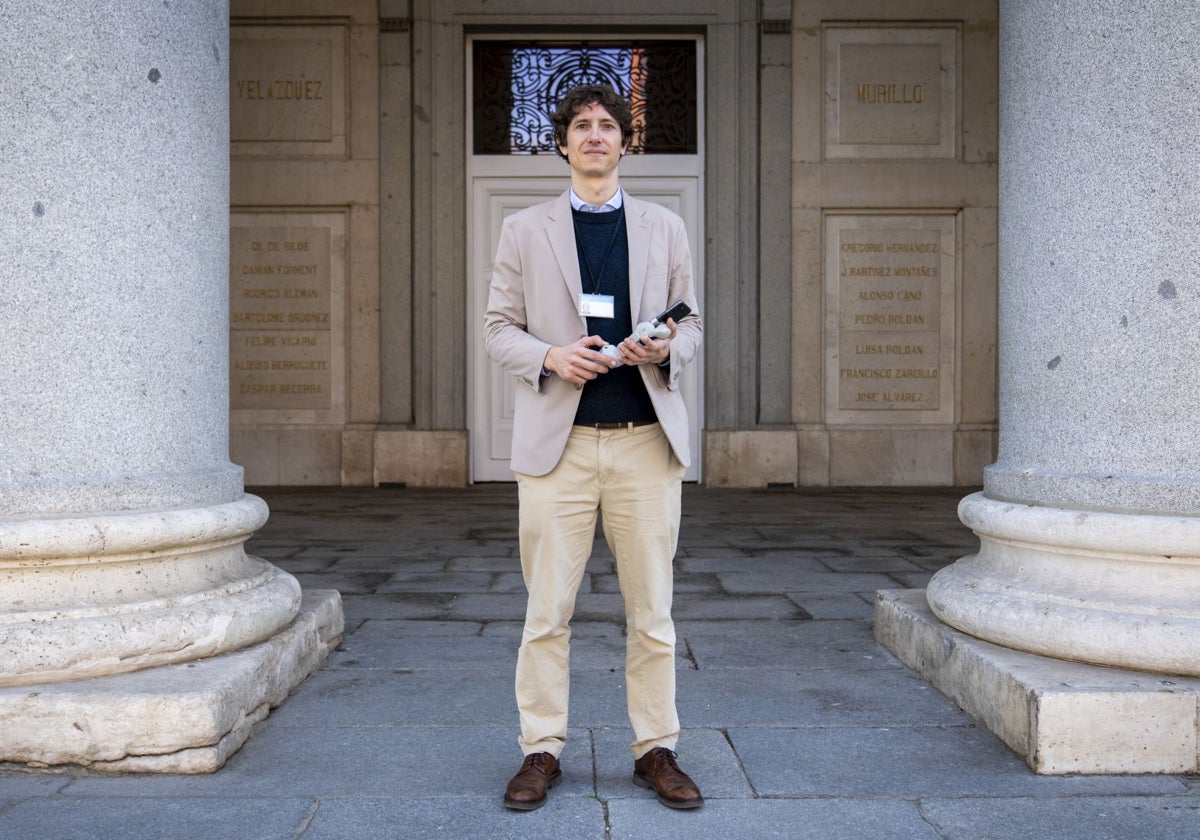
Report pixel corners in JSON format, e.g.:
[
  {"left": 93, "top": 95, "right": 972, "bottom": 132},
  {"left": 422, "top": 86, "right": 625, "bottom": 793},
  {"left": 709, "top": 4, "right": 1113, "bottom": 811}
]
[
  {"left": 928, "top": 492, "right": 1200, "bottom": 676},
  {"left": 0, "top": 590, "right": 343, "bottom": 774},
  {"left": 876, "top": 589, "right": 1200, "bottom": 775}
]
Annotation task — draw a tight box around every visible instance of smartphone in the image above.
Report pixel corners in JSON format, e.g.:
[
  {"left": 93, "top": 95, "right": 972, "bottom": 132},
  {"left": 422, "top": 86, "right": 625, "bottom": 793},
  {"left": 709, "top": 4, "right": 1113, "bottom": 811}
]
[{"left": 651, "top": 300, "right": 692, "bottom": 326}]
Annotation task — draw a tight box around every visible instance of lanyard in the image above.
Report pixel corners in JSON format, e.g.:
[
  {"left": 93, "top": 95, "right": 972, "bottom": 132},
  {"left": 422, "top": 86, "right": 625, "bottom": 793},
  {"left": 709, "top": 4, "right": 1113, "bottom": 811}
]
[{"left": 574, "top": 205, "right": 625, "bottom": 295}]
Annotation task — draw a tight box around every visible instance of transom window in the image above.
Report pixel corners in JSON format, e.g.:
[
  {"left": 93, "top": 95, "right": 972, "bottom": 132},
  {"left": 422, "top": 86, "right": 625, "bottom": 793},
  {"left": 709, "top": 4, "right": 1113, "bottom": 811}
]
[{"left": 472, "top": 40, "right": 698, "bottom": 155}]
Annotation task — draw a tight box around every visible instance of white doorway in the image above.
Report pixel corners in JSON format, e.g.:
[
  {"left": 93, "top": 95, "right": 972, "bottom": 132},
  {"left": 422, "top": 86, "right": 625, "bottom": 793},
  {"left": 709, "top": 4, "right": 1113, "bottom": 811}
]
[{"left": 466, "top": 37, "right": 705, "bottom": 482}]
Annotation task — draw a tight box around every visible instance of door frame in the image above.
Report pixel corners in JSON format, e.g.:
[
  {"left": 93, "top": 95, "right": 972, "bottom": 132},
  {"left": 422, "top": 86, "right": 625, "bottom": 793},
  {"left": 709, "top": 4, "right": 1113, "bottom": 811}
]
[{"left": 465, "top": 33, "right": 707, "bottom": 482}]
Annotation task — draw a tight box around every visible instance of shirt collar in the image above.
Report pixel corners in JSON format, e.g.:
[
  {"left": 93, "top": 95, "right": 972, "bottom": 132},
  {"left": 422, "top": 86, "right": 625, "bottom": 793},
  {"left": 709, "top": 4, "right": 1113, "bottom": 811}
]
[{"left": 569, "top": 186, "right": 623, "bottom": 213}]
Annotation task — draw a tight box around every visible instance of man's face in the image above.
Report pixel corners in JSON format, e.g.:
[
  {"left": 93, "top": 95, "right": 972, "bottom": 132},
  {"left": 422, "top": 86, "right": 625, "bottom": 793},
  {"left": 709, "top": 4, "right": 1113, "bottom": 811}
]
[{"left": 558, "top": 102, "right": 627, "bottom": 180}]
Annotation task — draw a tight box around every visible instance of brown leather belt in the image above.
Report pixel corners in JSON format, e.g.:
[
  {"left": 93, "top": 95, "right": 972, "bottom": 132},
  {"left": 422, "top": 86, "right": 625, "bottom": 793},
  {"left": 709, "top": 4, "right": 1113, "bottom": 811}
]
[{"left": 579, "top": 420, "right": 657, "bottom": 430}]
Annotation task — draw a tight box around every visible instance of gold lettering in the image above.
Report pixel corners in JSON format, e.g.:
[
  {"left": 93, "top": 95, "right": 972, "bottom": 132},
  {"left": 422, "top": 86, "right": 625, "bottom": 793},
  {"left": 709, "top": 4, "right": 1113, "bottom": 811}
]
[
  {"left": 234, "top": 79, "right": 326, "bottom": 101},
  {"left": 232, "top": 312, "right": 286, "bottom": 324},
  {"left": 856, "top": 83, "right": 925, "bottom": 104},
  {"left": 886, "top": 242, "right": 938, "bottom": 253},
  {"left": 269, "top": 360, "right": 329, "bottom": 371}
]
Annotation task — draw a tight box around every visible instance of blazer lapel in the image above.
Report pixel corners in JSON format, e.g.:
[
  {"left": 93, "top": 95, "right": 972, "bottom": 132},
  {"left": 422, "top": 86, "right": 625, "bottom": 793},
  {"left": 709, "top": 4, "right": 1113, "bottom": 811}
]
[
  {"left": 625, "top": 194, "right": 651, "bottom": 320},
  {"left": 545, "top": 191, "right": 583, "bottom": 304}
]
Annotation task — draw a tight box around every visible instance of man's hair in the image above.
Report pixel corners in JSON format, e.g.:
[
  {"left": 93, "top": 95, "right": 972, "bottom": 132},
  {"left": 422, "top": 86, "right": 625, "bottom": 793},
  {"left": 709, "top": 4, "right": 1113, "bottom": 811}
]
[{"left": 550, "top": 84, "right": 634, "bottom": 161}]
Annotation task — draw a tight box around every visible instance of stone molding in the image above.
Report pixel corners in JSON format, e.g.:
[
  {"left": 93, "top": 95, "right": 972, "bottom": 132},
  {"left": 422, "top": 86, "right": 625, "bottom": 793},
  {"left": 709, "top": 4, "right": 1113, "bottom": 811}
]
[
  {"left": 0, "top": 496, "right": 301, "bottom": 688},
  {"left": 928, "top": 492, "right": 1200, "bottom": 676}
]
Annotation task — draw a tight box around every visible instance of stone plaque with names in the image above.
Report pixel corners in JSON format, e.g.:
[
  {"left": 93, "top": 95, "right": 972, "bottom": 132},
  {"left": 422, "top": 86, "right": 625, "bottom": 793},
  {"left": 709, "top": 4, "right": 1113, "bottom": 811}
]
[
  {"left": 230, "top": 226, "right": 332, "bottom": 410},
  {"left": 230, "top": 24, "right": 347, "bottom": 158},
  {"left": 824, "top": 27, "right": 958, "bottom": 159},
  {"left": 825, "top": 216, "right": 956, "bottom": 424},
  {"left": 231, "top": 39, "right": 332, "bottom": 143}
]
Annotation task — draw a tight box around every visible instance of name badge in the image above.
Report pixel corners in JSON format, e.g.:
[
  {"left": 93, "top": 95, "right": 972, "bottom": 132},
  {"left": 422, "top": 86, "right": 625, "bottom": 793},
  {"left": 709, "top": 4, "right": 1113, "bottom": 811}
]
[{"left": 579, "top": 293, "right": 615, "bottom": 319}]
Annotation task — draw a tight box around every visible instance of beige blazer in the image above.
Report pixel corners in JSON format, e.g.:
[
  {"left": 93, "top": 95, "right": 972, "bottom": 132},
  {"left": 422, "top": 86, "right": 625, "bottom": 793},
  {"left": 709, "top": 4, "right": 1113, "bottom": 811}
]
[{"left": 484, "top": 190, "right": 703, "bottom": 477}]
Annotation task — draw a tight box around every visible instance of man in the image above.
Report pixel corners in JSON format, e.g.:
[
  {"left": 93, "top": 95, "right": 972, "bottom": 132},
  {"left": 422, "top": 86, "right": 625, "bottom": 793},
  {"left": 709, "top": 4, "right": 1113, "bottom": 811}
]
[{"left": 484, "top": 83, "right": 703, "bottom": 812}]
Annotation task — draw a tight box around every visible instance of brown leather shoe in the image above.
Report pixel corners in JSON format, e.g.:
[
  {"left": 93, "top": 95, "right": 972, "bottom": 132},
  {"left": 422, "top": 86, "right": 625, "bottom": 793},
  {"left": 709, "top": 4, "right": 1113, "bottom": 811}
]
[
  {"left": 503, "top": 752, "right": 561, "bottom": 811},
  {"left": 633, "top": 747, "right": 703, "bottom": 810}
]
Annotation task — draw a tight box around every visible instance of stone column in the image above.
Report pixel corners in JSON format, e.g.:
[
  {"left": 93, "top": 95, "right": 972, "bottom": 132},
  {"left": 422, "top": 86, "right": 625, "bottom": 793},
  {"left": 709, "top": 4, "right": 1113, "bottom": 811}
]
[
  {"left": 877, "top": 0, "right": 1200, "bottom": 774},
  {"left": 928, "top": 0, "right": 1200, "bottom": 673},
  {"left": 0, "top": 2, "right": 341, "bottom": 771}
]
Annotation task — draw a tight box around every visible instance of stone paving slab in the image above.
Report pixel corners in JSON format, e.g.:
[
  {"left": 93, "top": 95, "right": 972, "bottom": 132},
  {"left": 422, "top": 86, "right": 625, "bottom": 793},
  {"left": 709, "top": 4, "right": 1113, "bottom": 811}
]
[
  {"left": 683, "top": 620, "right": 896, "bottom": 670},
  {"left": 301, "top": 796, "right": 606, "bottom": 840},
  {"left": 374, "top": 571, "right": 497, "bottom": 593},
  {"left": 338, "top": 593, "right": 453, "bottom": 622},
  {"left": 676, "top": 668, "right": 968, "bottom": 727},
  {"left": 0, "top": 797, "right": 314, "bottom": 840},
  {"left": 727, "top": 726, "right": 1188, "bottom": 798},
  {"left": 817, "top": 554, "right": 928, "bottom": 573},
  {"left": 920, "top": 795, "right": 1200, "bottom": 840},
  {"left": 443, "top": 555, "right": 523, "bottom": 572},
  {"left": 265, "top": 668, "right": 521, "bottom": 727},
  {"left": 0, "top": 775, "right": 71, "bottom": 795},
  {"left": 670, "top": 593, "right": 806, "bottom": 620},
  {"left": 608, "top": 798, "right": 943, "bottom": 840},
  {"left": 717, "top": 570, "right": 899, "bottom": 594},
  {"left": 328, "top": 629, "right": 519, "bottom": 671},
  {"left": 785, "top": 592, "right": 875, "bottom": 619},
  {"left": 676, "top": 554, "right": 833, "bottom": 573},
  {"left": 326, "top": 556, "right": 446, "bottom": 572}
]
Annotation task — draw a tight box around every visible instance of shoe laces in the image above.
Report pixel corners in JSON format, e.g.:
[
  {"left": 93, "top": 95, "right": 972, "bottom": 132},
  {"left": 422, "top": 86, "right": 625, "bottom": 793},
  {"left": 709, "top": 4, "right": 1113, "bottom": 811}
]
[
  {"left": 525, "top": 752, "right": 552, "bottom": 771},
  {"left": 651, "top": 747, "right": 680, "bottom": 772}
]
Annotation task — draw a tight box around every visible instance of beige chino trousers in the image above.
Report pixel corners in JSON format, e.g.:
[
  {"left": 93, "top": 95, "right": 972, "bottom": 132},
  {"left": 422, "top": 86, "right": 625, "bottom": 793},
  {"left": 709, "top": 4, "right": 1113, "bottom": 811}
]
[{"left": 514, "top": 422, "right": 683, "bottom": 759}]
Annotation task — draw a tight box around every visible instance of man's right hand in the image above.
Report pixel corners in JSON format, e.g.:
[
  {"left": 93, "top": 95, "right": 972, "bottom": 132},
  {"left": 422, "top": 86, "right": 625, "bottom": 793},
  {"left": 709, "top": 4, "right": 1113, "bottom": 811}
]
[{"left": 543, "top": 336, "right": 617, "bottom": 385}]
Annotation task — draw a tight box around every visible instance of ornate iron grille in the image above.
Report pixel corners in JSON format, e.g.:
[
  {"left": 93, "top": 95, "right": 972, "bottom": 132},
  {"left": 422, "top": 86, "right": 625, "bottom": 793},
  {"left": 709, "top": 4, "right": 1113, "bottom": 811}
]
[{"left": 473, "top": 40, "right": 697, "bottom": 155}]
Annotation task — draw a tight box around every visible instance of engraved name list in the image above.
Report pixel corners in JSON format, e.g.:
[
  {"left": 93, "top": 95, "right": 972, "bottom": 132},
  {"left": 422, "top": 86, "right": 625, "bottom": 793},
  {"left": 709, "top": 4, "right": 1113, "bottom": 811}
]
[{"left": 838, "top": 230, "right": 942, "bottom": 410}]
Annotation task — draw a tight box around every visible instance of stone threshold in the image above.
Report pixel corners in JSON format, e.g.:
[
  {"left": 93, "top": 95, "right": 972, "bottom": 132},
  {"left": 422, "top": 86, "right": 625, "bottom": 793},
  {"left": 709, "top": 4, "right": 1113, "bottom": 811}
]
[
  {"left": 875, "top": 589, "right": 1200, "bottom": 775},
  {"left": 0, "top": 590, "right": 343, "bottom": 774}
]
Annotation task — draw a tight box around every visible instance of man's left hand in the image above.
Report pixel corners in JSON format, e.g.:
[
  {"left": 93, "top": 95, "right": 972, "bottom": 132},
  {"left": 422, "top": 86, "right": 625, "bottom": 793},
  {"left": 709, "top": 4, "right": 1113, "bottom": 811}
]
[{"left": 617, "top": 318, "right": 676, "bottom": 367}]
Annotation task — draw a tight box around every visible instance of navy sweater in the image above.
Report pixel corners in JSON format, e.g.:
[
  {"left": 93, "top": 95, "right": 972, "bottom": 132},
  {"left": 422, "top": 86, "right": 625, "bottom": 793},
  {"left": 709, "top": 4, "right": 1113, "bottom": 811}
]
[{"left": 571, "top": 207, "right": 657, "bottom": 425}]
